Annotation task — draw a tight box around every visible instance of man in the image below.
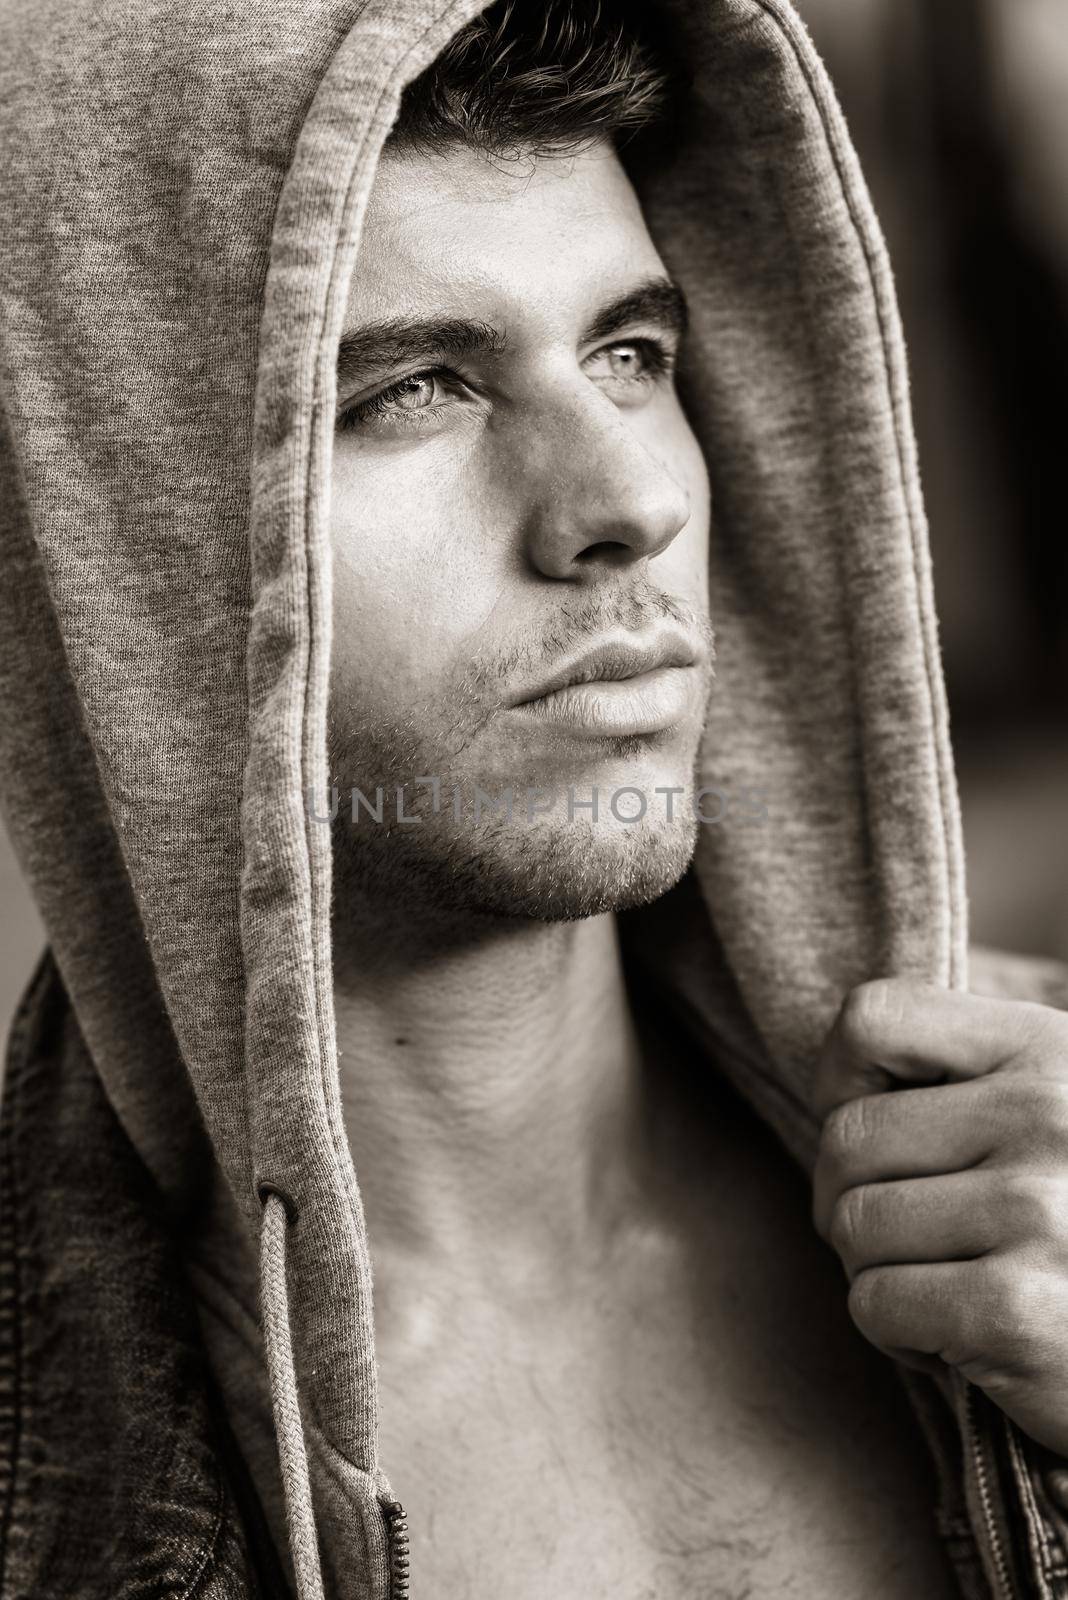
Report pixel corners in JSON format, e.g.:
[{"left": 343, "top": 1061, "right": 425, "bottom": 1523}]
[
  {"left": 323, "top": 8, "right": 1068, "bottom": 1595},
  {"left": 323, "top": 14, "right": 962, "bottom": 1596},
  {"left": 2, "top": 1, "right": 1068, "bottom": 1598}
]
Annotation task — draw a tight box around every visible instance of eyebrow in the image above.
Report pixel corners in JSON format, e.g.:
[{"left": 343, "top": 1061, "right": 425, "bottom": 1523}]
[{"left": 335, "top": 274, "right": 689, "bottom": 390}]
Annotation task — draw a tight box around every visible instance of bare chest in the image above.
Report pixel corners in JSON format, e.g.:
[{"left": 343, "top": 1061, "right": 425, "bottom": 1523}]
[{"left": 374, "top": 1086, "right": 959, "bottom": 1599}]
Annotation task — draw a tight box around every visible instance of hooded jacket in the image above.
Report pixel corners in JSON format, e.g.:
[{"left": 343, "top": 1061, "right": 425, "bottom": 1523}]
[{"left": 2, "top": 1, "right": 1068, "bottom": 1596}]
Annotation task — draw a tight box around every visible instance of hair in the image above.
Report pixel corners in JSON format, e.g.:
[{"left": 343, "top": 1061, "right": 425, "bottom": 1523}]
[{"left": 388, "top": 0, "right": 674, "bottom": 159}]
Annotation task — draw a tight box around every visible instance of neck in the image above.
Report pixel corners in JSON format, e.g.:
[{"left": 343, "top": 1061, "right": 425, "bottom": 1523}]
[{"left": 332, "top": 900, "right": 657, "bottom": 1305}]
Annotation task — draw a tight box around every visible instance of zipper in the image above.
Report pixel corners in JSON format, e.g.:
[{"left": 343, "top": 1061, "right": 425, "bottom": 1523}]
[
  {"left": 963, "top": 1383, "right": 1018, "bottom": 1600},
  {"left": 382, "top": 1498, "right": 410, "bottom": 1599}
]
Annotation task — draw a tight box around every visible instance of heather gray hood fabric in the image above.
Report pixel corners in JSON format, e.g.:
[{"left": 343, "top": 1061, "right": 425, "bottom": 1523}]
[{"left": 3, "top": 2, "right": 1068, "bottom": 1597}]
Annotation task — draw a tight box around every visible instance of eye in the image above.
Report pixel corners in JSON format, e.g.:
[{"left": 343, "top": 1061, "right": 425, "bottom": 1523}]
[
  {"left": 335, "top": 337, "right": 676, "bottom": 436},
  {"left": 585, "top": 338, "right": 674, "bottom": 392},
  {"left": 337, "top": 370, "right": 449, "bottom": 432}
]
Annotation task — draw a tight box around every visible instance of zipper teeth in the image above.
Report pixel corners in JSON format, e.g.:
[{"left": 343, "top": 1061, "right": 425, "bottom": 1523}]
[
  {"left": 964, "top": 1384, "right": 1016, "bottom": 1600},
  {"left": 383, "top": 1499, "right": 411, "bottom": 1599}
]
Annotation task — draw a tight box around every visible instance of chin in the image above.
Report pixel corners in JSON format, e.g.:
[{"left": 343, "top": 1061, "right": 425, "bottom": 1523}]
[
  {"left": 333, "top": 804, "right": 701, "bottom": 924},
  {"left": 493, "top": 809, "right": 702, "bottom": 921}
]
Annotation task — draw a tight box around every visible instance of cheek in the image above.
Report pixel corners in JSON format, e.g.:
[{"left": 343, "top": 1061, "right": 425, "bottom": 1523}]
[{"left": 328, "top": 456, "right": 504, "bottom": 716}]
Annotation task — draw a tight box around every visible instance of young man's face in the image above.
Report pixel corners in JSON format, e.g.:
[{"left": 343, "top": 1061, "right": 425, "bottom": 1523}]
[{"left": 328, "top": 139, "right": 713, "bottom": 923}]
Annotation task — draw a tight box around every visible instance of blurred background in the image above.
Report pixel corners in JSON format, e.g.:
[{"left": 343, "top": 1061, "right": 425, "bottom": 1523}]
[
  {"left": 2, "top": 0, "right": 1067, "bottom": 1041},
  {"left": 792, "top": 0, "right": 1068, "bottom": 965}
]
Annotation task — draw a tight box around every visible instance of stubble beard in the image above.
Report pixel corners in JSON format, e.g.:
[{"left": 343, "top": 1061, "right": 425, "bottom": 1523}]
[
  {"left": 326, "top": 709, "right": 705, "bottom": 927},
  {"left": 327, "top": 582, "right": 714, "bottom": 928}
]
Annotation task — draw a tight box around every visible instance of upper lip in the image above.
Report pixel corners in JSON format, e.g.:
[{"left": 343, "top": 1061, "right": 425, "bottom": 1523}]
[{"left": 509, "top": 628, "right": 702, "bottom": 707}]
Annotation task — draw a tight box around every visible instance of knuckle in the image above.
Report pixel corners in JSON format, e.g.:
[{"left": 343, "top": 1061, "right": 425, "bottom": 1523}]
[
  {"left": 1038, "top": 1078, "right": 1068, "bottom": 1138},
  {"left": 1032, "top": 1075, "right": 1068, "bottom": 1121},
  {"left": 979, "top": 1258, "right": 1050, "bottom": 1348},
  {"left": 1016, "top": 1001, "right": 1068, "bottom": 1063},
  {"left": 995, "top": 1171, "right": 1065, "bottom": 1243},
  {"left": 994, "top": 1075, "right": 1068, "bottom": 1139}
]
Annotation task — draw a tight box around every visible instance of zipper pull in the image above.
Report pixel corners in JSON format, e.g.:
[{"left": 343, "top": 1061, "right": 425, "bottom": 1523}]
[{"left": 382, "top": 1499, "right": 410, "bottom": 1598}]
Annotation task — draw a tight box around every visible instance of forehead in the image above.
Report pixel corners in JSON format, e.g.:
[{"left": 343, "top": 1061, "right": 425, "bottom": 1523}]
[{"left": 348, "top": 140, "right": 667, "bottom": 329}]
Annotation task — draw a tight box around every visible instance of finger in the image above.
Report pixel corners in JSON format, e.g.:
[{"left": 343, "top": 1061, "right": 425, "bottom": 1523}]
[
  {"left": 813, "top": 1078, "right": 1000, "bottom": 1236},
  {"left": 824, "top": 1172, "right": 995, "bottom": 1278},
  {"left": 846, "top": 1259, "right": 985, "bottom": 1365},
  {"left": 813, "top": 978, "right": 1060, "bottom": 1121},
  {"left": 848, "top": 1258, "right": 1064, "bottom": 1380}
]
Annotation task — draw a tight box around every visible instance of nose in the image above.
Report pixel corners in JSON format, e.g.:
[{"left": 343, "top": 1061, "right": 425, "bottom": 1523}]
[{"left": 519, "top": 389, "right": 692, "bottom": 580}]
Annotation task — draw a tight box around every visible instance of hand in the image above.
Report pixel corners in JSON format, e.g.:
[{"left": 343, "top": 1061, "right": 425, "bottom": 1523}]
[{"left": 812, "top": 977, "right": 1068, "bottom": 1456}]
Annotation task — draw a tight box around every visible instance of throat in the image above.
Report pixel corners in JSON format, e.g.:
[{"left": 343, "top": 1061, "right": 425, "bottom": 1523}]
[{"left": 333, "top": 907, "right": 662, "bottom": 1285}]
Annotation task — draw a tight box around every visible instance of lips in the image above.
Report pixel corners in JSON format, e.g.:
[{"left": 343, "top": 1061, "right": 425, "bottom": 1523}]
[{"left": 508, "top": 629, "right": 701, "bottom": 708}]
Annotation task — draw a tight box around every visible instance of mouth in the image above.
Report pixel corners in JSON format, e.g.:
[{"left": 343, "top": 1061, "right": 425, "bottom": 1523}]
[{"left": 506, "top": 629, "right": 706, "bottom": 738}]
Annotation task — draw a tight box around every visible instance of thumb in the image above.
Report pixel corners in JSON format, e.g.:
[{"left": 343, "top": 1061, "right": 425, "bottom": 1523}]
[{"left": 811, "top": 978, "right": 1037, "bottom": 1123}]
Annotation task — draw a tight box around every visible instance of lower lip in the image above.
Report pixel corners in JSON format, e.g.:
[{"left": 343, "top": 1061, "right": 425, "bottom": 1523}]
[{"left": 509, "top": 666, "right": 697, "bottom": 737}]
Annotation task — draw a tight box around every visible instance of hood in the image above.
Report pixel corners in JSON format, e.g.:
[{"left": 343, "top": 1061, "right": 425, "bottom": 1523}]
[{"left": 0, "top": 1, "right": 969, "bottom": 1596}]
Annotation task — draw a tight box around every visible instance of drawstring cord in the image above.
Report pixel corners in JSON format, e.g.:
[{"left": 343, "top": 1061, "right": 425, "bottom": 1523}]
[{"left": 258, "top": 1184, "right": 327, "bottom": 1600}]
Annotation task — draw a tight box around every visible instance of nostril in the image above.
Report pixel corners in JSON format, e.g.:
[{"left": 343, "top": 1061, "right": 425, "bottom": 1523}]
[{"left": 575, "top": 540, "right": 635, "bottom": 564}]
